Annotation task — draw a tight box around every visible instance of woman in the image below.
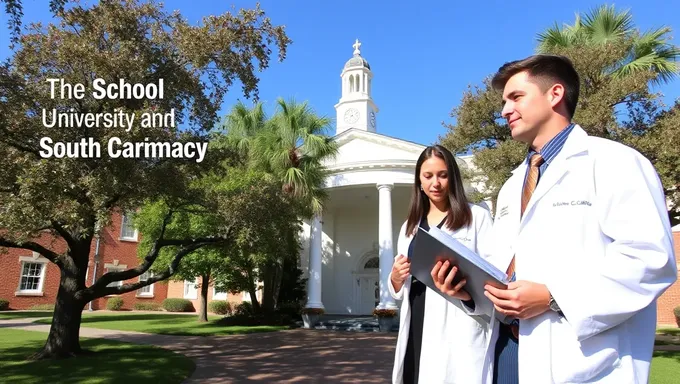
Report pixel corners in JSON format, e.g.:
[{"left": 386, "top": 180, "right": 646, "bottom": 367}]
[{"left": 388, "top": 145, "right": 496, "bottom": 384}]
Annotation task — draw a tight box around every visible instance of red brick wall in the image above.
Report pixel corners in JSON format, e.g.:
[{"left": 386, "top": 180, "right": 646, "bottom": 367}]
[
  {"left": 657, "top": 231, "right": 680, "bottom": 327},
  {"left": 0, "top": 212, "right": 168, "bottom": 310}
]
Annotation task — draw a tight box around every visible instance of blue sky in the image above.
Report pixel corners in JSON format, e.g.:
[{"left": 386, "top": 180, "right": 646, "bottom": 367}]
[{"left": 2, "top": 0, "right": 679, "bottom": 146}]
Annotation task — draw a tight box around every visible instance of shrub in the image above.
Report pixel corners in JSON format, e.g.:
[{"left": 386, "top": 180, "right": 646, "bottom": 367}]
[
  {"left": 300, "top": 307, "right": 324, "bottom": 315},
  {"left": 373, "top": 308, "right": 398, "bottom": 318},
  {"left": 234, "top": 301, "right": 253, "bottom": 316},
  {"left": 0, "top": 299, "right": 9, "bottom": 310},
  {"left": 208, "top": 300, "right": 231, "bottom": 315},
  {"left": 29, "top": 303, "right": 54, "bottom": 310},
  {"left": 106, "top": 297, "right": 124, "bottom": 311},
  {"left": 134, "top": 302, "right": 163, "bottom": 311},
  {"left": 162, "top": 298, "right": 194, "bottom": 312},
  {"left": 674, "top": 306, "right": 680, "bottom": 318},
  {"left": 277, "top": 301, "right": 302, "bottom": 317}
]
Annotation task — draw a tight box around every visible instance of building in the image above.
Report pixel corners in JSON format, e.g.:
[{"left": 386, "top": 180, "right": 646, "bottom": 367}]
[{"left": 0, "top": 212, "right": 170, "bottom": 310}]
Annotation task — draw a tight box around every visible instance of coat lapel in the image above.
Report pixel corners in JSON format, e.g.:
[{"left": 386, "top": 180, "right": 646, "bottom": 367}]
[{"left": 520, "top": 125, "right": 589, "bottom": 225}]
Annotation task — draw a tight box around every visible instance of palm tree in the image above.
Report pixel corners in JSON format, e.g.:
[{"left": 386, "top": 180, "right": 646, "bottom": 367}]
[
  {"left": 536, "top": 5, "right": 680, "bottom": 85},
  {"left": 257, "top": 97, "right": 338, "bottom": 215},
  {"left": 220, "top": 98, "right": 338, "bottom": 215}
]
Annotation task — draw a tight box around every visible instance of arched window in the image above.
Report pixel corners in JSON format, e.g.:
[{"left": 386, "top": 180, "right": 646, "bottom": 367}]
[{"left": 364, "top": 257, "right": 379, "bottom": 269}]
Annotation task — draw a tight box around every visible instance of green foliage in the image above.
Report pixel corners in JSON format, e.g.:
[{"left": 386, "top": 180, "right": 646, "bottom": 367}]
[
  {"left": 234, "top": 302, "right": 254, "bottom": 316},
  {"left": 29, "top": 304, "right": 55, "bottom": 311},
  {"left": 536, "top": 4, "right": 680, "bottom": 85},
  {"left": 277, "top": 258, "right": 307, "bottom": 306},
  {"left": 0, "top": 299, "right": 9, "bottom": 310},
  {"left": 133, "top": 302, "right": 162, "bottom": 311},
  {"left": 162, "top": 298, "right": 194, "bottom": 312},
  {"left": 208, "top": 301, "right": 232, "bottom": 315},
  {"left": 106, "top": 297, "right": 124, "bottom": 311},
  {"left": 674, "top": 306, "right": 680, "bottom": 318}
]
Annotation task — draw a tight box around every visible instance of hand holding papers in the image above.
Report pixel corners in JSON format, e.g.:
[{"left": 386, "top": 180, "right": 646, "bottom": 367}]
[{"left": 410, "top": 226, "right": 511, "bottom": 323}]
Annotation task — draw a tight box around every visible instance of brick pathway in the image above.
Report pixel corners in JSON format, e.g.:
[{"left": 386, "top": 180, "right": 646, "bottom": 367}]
[{"left": 1, "top": 318, "right": 397, "bottom": 383}]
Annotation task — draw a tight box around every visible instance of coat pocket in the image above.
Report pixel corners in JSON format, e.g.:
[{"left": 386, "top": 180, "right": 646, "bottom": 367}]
[{"left": 549, "top": 319, "right": 621, "bottom": 382}]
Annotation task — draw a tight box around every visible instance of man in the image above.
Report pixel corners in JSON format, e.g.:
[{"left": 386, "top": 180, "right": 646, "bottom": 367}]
[{"left": 434, "top": 54, "right": 677, "bottom": 383}]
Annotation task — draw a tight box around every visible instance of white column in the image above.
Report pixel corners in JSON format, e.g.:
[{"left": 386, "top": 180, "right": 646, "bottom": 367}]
[
  {"left": 377, "top": 183, "right": 398, "bottom": 310},
  {"left": 305, "top": 214, "right": 324, "bottom": 309}
]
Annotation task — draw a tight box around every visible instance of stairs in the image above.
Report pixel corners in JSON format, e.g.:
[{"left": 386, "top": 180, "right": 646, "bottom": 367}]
[{"left": 297, "top": 315, "right": 399, "bottom": 332}]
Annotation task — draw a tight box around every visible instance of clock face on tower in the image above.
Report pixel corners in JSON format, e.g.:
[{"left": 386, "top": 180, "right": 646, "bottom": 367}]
[
  {"left": 344, "top": 108, "right": 360, "bottom": 124},
  {"left": 369, "top": 111, "right": 376, "bottom": 128}
]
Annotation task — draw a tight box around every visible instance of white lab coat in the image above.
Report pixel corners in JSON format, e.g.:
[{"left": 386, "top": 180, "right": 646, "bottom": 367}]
[
  {"left": 490, "top": 124, "right": 677, "bottom": 383},
  {"left": 388, "top": 203, "right": 498, "bottom": 384}
]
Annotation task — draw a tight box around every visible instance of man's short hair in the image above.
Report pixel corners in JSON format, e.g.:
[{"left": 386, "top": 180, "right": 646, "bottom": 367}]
[{"left": 491, "top": 54, "right": 580, "bottom": 118}]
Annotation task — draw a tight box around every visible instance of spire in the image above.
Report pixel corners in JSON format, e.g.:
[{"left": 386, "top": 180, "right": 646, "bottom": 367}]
[{"left": 352, "top": 39, "right": 361, "bottom": 55}]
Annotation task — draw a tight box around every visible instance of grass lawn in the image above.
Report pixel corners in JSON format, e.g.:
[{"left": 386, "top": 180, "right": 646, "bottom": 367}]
[
  {"left": 650, "top": 351, "right": 680, "bottom": 384},
  {"left": 33, "top": 312, "right": 289, "bottom": 336},
  {"left": 0, "top": 311, "right": 53, "bottom": 320},
  {"left": 0, "top": 329, "right": 194, "bottom": 384}
]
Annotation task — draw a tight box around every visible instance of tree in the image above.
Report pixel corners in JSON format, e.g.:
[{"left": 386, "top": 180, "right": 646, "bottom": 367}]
[
  {"left": 537, "top": 4, "right": 680, "bottom": 85},
  {"left": 0, "top": 0, "right": 290, "bottom": 359},
  {"left": 221, "top": 98, "right": 338, "bottom": 311},
  {"left": 135, "top": 199, "right": 232, "bottom": 323},
  {"left": 440, "top": 17, "right": 679, "bottom": 225}
]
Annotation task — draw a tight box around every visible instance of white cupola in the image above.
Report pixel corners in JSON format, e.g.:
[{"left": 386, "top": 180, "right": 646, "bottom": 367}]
[{"left": 335, "top": 39, "right": 379, "bottom": 135}]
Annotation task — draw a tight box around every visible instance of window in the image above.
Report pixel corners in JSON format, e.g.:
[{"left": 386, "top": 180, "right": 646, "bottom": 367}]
[
  {"left": 104, "top": 264, "right": 127, "bottom": 288},
  {"left": 213, "top": 286, "right": 227, "bottom": 300},
  {"left": 184, "top": 279, "right": 198, "bottom": 300},
  {"left": 137, "top": 271, "right": 153, "bottom": 296},
  {"left": 18, "top": 262, "right": 45, "bottom": 293},
  {"left": 120, "top": 213, "right": 138, "bottom": 241}
]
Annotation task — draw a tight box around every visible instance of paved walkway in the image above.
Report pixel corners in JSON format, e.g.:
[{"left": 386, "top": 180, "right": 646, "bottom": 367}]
[{"left": 1, "top": 318, "right": 397, "bottom": 383}]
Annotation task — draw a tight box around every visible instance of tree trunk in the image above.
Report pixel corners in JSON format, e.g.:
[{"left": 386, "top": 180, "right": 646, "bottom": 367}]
[
  {"left": 261, "top": 261, "right": 283, "bottom": 312},
  {"left": 246, "top": 271, "right": 261, "bottom": 314},
  {"left": 198, "top": 272, "right": 210, "bottom": 322},
  {"left": 31, "top": 266, "right": 86, "bottom": 360}
]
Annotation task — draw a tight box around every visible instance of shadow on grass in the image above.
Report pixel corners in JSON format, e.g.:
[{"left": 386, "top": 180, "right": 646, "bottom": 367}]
[
  {"left": 653, "top": 350, "right": 680, "bottom": 362},
  {"left": 34, "top": 313, "right": 289, "bottom": 336},
  {"left": 0, "top": 311, "right": 54, "bottom": 320},
  {"left": 0, "top": 329, "right": 194, "bottom": 384},
  {"left": 658, "top": 328, "right": 680, "bottom": 336}
]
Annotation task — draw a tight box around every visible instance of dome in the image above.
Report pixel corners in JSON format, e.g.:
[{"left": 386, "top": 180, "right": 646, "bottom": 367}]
[
  {"left": 344, "top": 39, "right": 371, "bottom": 70},
  {"left": 344, "top": 55, "right": 370, "bottom": 70}
]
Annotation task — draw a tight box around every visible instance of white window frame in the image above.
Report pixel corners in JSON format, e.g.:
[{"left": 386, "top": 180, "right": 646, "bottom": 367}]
[
  {"left": 16, "top": 252, "right": 48, "bottom": 296},
  {"left": 213, "top": 286, "right": 227, "bottom": 300},
  {"left": 104, "top": 263, "right": 128, "bottom": 289},
  {"left": 183, "top": 278, "right": 198, "bottom": 300},
  {"left": 119, "top": 212, "right": 138, "bottom": 241},
  {"left": 136, "top": 271, "right": 154, "bottom": 297}
]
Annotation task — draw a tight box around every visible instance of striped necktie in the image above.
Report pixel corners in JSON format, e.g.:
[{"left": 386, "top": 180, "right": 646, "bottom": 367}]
[
  {"left": 505, "top": 154, "right": 544, "bottom": 340},
  {"left": 506, "top": 153, "right": 544, "bottom": 280}
]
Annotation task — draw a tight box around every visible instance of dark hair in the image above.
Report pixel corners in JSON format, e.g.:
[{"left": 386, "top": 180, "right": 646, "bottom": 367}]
[
  {"left": 491, "top": 54, "right": 580, "bottom": 118},
  {"left": 405, "top": 145, "right": 472, "bottom": 236}
]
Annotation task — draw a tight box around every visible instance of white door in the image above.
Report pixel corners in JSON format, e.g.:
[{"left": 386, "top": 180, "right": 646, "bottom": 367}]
[{"left": 360, "top": 277, "right": 380, "bottom": 315}]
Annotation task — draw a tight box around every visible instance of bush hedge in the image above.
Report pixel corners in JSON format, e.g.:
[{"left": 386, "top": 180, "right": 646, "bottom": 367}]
[
  {"left": 134, "top": 302, "right": 163, "bottom": 311},
  {"left": 106, "top": 297, "right": 124, "bottom": 311},
  {"left": 0, "top": 299, "right": 9, "bottom": 310},
  {"left": 162, "top": 298, "right": 194, "bottom": 312},
  {"left": 208, "top": 300, "right": 231, "bottom": 315}
]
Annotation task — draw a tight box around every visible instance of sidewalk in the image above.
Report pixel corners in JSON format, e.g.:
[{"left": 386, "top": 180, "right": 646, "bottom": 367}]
[{"left": 1, "top": 318, "right": 397, "bottom": 383}]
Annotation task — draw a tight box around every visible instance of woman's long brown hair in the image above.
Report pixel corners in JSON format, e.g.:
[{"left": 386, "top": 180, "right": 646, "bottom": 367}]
[{"left": 405, "top": 145, "right": 472, "bottom": 236}]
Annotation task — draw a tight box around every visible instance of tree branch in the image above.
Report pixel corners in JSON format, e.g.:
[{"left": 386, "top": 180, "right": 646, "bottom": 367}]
[
  {"left": 50, "top": 220, "right": 77, "bottom": 249},
  {"left": 83, "top": 206, "right": 232, "bottom": 299},
  {"left": 0, "top": 237, "right": 64, "bottom": 267},
  {"left": 81, "top": 241, "right": 215, "bottom": 299}
]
